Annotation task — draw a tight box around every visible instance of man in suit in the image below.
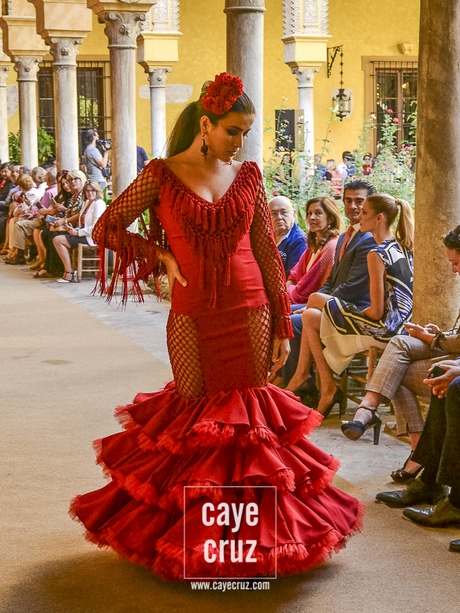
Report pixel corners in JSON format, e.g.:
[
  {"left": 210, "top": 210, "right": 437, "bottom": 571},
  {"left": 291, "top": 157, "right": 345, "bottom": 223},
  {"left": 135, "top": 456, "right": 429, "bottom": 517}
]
[
  {"left": 375, "top": 360, "right": 460, "bottom": 554},
  {"left": 285, "top": 180, "right": 376, "bottom": 412},
  {"left": 269, "top": 195, "right": 306, "bottom": 278}
]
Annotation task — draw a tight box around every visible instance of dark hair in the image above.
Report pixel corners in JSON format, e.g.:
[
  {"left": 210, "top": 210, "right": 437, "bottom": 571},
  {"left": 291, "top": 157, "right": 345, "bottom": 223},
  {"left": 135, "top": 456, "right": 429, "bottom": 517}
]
[
  {"left": 443, "top": 226, "right": 460, "bottom": 254},
  {"left": 83, "top": 129, "right": 97, "bottom": 147},
  {"left": 167, "top": 83, "right": 255, "bottom": 157},
  {"left": 343, "top": 179, "right": 376, "bottom": 197},
  {"left": 306, "top": 196, "right": 345, "bottom": 251},
  {"left": 366, "top": 193, "right": 414, "bottom": 251}
]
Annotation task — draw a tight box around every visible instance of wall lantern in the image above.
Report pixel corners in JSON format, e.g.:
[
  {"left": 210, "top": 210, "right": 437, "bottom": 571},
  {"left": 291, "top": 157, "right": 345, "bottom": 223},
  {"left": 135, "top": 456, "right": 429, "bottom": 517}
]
[{"left": 327, "top": 44, "right": 353, "bottom": 120}]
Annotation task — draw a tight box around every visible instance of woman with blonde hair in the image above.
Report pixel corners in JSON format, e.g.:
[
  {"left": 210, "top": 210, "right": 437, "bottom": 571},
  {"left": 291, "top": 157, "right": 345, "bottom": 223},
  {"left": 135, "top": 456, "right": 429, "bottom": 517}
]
[
  {"left": 287, "top": 193, "right": 414, "bottom": 424},
  {"left": 53, "top": 179, "right": 106, "bottom": 282}
]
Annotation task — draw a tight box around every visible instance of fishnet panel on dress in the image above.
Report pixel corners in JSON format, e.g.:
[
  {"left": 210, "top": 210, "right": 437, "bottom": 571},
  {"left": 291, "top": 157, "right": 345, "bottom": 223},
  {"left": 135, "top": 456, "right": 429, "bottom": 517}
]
[
  {"left": 167, "top": 312, "right": 206, "bottom": 398},
  {"left": 247, "top": 303, "right": 272, "bottom": 387},
  {"left": 92, "top": 163, "right": 163, "bottom": 258},
  {"left": 250, "top": 184, "right": 293, "bottom": 339}
]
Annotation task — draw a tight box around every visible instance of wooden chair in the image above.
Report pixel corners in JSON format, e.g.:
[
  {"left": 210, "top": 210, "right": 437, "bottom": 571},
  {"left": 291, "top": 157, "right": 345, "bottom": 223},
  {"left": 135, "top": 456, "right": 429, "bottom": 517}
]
[{"left": 74, "top": 244, "right": 107, "bottom": 282}]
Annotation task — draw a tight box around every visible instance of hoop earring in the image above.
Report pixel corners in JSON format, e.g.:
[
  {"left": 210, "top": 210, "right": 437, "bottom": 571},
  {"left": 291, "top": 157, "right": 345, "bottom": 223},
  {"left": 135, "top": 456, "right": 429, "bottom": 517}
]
[{"left": 201, "top": 134, "right": 208, "bottom": 159}]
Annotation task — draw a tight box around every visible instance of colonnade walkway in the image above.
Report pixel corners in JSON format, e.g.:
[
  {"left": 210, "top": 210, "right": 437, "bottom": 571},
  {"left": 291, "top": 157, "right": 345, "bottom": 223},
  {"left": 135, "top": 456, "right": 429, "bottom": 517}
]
[{"left": 1, "top": 260, "right": 458, "bottom": 613}]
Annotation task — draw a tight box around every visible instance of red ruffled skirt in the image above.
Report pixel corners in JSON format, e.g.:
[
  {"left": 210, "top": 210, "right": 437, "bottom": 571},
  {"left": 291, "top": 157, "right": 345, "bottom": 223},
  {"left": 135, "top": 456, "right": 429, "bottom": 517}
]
[{"left": 70, "top": 383, "right": 364, "bottom": 581}]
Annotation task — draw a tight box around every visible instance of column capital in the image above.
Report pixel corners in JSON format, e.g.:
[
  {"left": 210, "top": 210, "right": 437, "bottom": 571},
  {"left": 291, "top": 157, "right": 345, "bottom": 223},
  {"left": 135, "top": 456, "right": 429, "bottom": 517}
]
[
  {"left": 13, "top": 56, "right": 41, "bottom": 81},
  {"left": 48, "top": 38, "right": 83, "bottom": 67},
  {"left": 146, "top": 66, "right": 170, "bottom": 87},
  {"left": 0, "top": 65, "right": 10, "bottom": 87},
  {"left": 98, "top": 11, "right": 147, "bottom": 50},
  {"left": 224, "top": 0, "right": 266, "bottom": 15},
  {"left": 293, "top": 66, "right": 318, "bottom": 88}
]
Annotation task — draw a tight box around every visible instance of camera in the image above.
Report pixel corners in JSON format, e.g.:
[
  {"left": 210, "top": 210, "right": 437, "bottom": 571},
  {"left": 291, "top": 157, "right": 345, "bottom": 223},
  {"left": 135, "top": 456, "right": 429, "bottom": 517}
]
[{"left": 97, "top": 139, "right": 112, "bottom": 152}]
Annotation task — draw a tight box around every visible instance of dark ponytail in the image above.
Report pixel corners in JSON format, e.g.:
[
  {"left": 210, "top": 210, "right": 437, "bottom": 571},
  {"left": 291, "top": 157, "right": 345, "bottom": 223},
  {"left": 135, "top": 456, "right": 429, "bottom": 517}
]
[{"left": 167, "top": 83, "right": 255, "bottom": 158}]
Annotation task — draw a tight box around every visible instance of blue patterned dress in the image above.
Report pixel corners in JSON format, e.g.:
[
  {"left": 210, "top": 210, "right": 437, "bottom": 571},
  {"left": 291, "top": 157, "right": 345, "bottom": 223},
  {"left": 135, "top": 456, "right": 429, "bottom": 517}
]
[{"left": 321, "top": 238, "right": 414, "bottom": 374}]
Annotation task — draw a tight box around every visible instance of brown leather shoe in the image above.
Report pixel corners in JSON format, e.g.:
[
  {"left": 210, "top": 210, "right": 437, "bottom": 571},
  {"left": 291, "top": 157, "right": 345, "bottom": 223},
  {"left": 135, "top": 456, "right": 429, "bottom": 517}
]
[{"left": 403, "top": 498, "right": 460, "bottom": 527}]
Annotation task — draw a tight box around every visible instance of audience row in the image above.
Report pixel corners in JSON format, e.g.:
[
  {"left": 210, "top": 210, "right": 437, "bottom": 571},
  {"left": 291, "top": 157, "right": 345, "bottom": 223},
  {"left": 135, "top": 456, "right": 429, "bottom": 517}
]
[{"left": 0, "top": 163, "right": 106, "bottom": 282}]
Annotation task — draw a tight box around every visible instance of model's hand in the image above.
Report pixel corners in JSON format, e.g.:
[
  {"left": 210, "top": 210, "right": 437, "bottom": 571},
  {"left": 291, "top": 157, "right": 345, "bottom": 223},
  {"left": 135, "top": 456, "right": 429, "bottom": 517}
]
[
  {"left": 270, "top": 338, "right": 290, "bottom": 377},
  {"left": 157, "top": 248, "right": 187, "bottom": 301},
  {"left": 423, "top": 360, "right": 460, "bottom": 398}
]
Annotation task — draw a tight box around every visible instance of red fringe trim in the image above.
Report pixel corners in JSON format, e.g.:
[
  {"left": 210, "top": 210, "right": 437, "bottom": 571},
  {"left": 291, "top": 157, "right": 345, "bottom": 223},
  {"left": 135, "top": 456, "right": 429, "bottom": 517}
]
[
  {"left": 70, "top": 496, "right": 366, "bottom": 582},
  {"left": 159, "top": 160, "right": 260, "bottom": 307},
  {"left": 297, "top": 457, "right": 341, "bottom": 498},
  {"left": 281, "top": 409, "right": 323, "bottom": 446},
  {"left": 272, "top": 291, "right": 294, "bottom": 339}
]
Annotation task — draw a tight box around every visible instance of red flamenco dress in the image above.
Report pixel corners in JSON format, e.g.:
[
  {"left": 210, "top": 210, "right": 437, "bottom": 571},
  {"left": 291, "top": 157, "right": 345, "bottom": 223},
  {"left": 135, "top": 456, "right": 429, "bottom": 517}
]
[{"left": 70, "top": 160, "right": 363, "bottom": 580}]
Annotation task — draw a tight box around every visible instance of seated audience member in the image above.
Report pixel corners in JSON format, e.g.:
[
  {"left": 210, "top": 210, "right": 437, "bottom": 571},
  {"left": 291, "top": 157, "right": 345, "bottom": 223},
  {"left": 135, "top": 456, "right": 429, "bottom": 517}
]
[
  {"left": 137, "top": 146, "right": 149, "bottom": 174},
  {"left": 0, "top": 163, "right": 12, "bottom": 201},
  {"left": 268, "top": 195, "right": 306, "bottom": 277},
  {"left": 314, "top": 154, "right": 326, "bottom": 181},
  {"left": 340, "top": 226, "right": 460, "bottom": 476},
  {"left": 0, "top": 165, "right": 21, "bottom": 252},
  {"left": 5, "top": 174, "right": 41, "bottom": 264},
  {"left": 34, "top": 171, "right": 72, "bottom": 278},
  {"left": 288, "top": 193, "right": 414, "bottom": 420},
  {"left": 29, "top": 168, "right": 59, "bottom": 271},
  {"left": 284, "top": 180, "right": 376, "bottom": 410},
  {"left": 53, "top": 180, "right": 106, "bottom": 283},
  {"left": 324, "top": 159, "right": 344, "bottom": 198},
  {"left": 282, "top": 196, "right": 344, "bottom": 386},
  {"left": 337, "top": 151, "right": 356, "bottom": 179},
  {"left": 31, "top": 167, "right": 47, "bottom": 198},
  {"left": 363, "top": 153, "right": 373, "bottom": 175},
  {"left": 375, "top": 359, "right": 460, "bottom": 554},
  {"left": 37, "top": 170, "right": 85, "bottom": 279},
  {"left": 0, "top": 164, "right": 13, "bottom": 244}
]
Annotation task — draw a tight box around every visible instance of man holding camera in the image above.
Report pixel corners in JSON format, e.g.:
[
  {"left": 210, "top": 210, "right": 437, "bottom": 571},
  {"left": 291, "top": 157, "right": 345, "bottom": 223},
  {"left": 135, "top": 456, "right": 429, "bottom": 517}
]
[{"left": 82, "top": 129, "right": 110, "bottom": 190}]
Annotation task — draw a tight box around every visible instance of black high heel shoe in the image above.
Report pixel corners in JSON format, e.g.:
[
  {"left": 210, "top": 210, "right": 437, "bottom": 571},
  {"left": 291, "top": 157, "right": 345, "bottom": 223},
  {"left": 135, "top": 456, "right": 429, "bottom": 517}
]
[
  {"left": 341, "top": 407, "right": 382, "bottom": 445},
  {"left": 321, "top": 388, "right": 343, "bottom": 419},
  {"left": 391, "top": 451, "right": 422, "bottom": 484}
]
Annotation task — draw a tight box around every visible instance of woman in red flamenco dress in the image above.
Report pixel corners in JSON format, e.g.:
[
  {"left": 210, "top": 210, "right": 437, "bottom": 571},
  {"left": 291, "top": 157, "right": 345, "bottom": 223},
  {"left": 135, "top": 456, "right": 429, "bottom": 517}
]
[{"left": 71, "top": 73, "right": 363, "bottom": 581}]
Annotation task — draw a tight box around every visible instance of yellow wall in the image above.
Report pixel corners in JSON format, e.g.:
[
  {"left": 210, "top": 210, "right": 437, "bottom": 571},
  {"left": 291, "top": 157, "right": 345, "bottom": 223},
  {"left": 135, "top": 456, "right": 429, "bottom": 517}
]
[
  {"left": 319, "top": 0, "right": 420, "bottom": 162},
  {"left": 4, "top": 1, "right": 420, "bottom": 164}
]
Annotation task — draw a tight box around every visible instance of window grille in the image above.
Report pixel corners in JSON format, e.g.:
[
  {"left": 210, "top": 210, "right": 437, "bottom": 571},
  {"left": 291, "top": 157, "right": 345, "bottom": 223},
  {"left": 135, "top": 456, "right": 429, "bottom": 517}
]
[
  {"left": 37, "top": 60, "right": 111, "bottom": 155},
  {"left": 371, "top": 60, "right": 417, "bottom": 151}
]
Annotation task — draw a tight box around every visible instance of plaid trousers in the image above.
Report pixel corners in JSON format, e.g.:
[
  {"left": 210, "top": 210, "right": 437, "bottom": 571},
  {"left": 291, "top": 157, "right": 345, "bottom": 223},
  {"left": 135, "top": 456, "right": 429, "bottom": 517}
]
[{"left": 366, "top": 335, "right": 457, "bottom": 436}]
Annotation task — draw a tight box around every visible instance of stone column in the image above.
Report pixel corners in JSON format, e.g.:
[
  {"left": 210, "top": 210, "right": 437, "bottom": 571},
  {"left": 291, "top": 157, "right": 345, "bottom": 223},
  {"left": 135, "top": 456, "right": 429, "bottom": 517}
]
[
  {"left": 147, "top": 67, "right": 170, "bottom": 158},
  {"left": 98, "top": 11, "right": 147, "bottom": 198},
  {"left": 293, "top": 67, "right": 317, "bottom": 157},
  {"left": 0, "top": 66, "right": 10, "bottom": 162},
  {"left": 48, "top": 38, "right": 82, "bottom": 171},
  {"left": 14, "top": 56, "right": 41, "bottom": 168},
  {"left": 224, "top": 0, "right": 265, "bottom": 167},
  {"left": 413, "top": 0, "right": 460, "bottom": 327}
]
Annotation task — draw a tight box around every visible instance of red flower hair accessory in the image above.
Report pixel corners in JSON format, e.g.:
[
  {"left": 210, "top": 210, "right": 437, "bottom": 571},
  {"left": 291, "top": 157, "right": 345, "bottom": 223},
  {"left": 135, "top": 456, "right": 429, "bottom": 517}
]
[{"left": 201, "top": 72, "right": 243, "bottom": 116}]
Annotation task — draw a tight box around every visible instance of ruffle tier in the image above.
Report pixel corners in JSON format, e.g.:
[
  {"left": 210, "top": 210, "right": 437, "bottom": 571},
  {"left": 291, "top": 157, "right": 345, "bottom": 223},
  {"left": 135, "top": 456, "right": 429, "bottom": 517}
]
[{"left": 70, "top": 383, "right": 364, "bottom": 581}]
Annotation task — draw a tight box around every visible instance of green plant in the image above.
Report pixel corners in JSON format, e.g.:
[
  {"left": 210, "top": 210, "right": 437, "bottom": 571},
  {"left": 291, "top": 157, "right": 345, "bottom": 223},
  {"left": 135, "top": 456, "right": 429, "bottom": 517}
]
[
  {"left": 352, "top": 109, "right": 416, "bottom": 205},
  {"left": 8, "top": 131, "right": 20, "bottom": 163},
  {"left": 37, "top": 127, "right": 54, "bottom": 165},
  {"left": 263, "top": 107, "right": 340, "bottom": 228},
  {"left": 8, "top": 128, "right": 55, "bottom": 166}
]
